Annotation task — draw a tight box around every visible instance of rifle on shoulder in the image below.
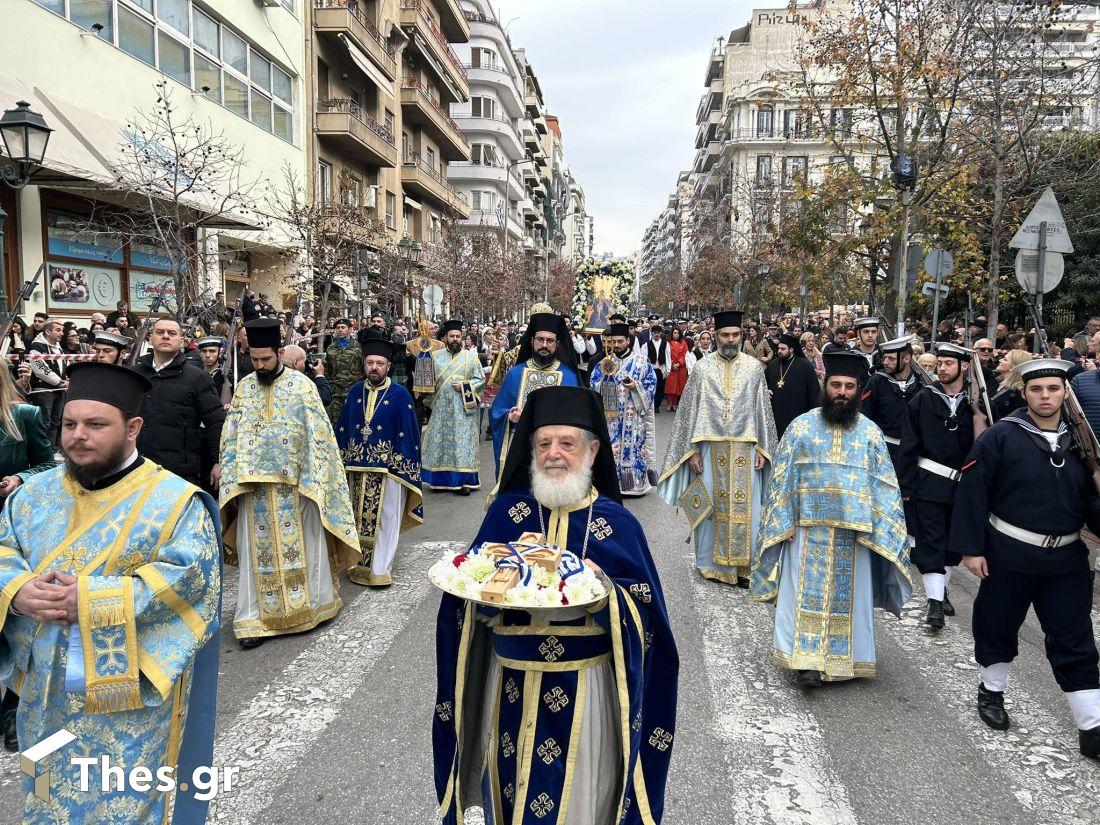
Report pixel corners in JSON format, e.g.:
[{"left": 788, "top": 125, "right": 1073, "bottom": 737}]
[
  {"left": 876, "top": 315, "right": 933, "bottom": 386},
  {"left": 220, "top": 289, "right": 248, "bottom": 406},
  {"left": 0, "top": 262, "right": 45, "bottom": 356}
]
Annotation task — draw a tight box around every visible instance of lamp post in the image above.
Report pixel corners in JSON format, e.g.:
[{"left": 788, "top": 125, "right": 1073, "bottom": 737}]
[
  {"left": 398, "top": 234, "right": 423, "bottom": 317},
  {"left": 0, "top": 101, "right": 52, "bottom": 316},
  {"left": 502, "top": 158, "right": 534, "bottom": 294}
]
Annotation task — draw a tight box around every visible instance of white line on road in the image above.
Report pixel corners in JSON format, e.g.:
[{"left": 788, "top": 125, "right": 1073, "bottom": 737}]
[
  {"left": 695, "top": 578, "right": 859, "bottom": 825},
  {"left": 208, "top": 541, "right": 459, "bottom": 824}
]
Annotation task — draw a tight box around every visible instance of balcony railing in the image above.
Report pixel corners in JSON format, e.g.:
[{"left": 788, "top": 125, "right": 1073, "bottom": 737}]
[
  {"left": 315, "top": 0, "right": 398, "bottom": 76},
  {"left": 401, "top": 0, "right": 468, "bottom": 82},
  {"left": 400, "top": 78, "right": 469, "bottom": 147},
  {"left": 725, "top": 126, "right": 852, "bottom": 141},
  {"left": 317, "top": 98, "right": 396, "bottom": 146},
  {"left": 318, "top": 203, "right": 388, "bottom": 236},
  {"left": 403, "top": 154, "right": 470, "bottom": 206}
]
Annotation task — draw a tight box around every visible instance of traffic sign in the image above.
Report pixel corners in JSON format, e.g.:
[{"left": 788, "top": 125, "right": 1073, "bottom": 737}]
[
  {"left": 1009, "top": 186, "right": 1074, "bottom": 254},
  {"left": 1015, "top": 249, "right": 1064, "bottom": 295},
  {"left": 422, "top": 284, "right": 443, "bottom": 315},
  {"left": 924, "top": 249, "right": 954, "bottom": 278},
  {"left": 921, "top": 282, "right": 949, "bottom": 298}
]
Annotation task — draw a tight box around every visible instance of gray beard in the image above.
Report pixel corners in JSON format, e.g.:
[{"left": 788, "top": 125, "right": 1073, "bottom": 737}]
[
  {"left": 530, "top": 461, "right": 593, "bottom": 510},
  {"left": 719, "top": 344, "right": 740, "bottom": 359}
]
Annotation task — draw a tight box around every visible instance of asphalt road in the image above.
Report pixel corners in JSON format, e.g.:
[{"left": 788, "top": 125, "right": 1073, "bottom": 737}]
[{"left": 2, "top": 413, "right": 1100, "bottom": 824}]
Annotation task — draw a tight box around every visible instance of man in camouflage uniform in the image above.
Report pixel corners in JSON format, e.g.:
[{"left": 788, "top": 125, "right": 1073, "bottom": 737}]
[{"left": 323, "top": 318, "right": 363, "bottom": 423}]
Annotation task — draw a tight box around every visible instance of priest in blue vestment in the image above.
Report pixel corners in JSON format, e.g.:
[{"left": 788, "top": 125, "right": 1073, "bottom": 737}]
[
  {"left": 751, "top": 351, "right": 911, "bottom": 688},
  {"left": 337, "top": 332, "right": 423, "bottom": 586},
  {"left": 433, "top": 386, "right": 678, "bottom": 824},
  {"left": 489, "top": 312, "right": 581, "bottom": 479}
]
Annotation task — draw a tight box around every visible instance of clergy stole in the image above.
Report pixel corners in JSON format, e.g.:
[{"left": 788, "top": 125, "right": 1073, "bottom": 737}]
[
  {"left": 786, "top": 526, "right": 858, "bottom": 674},
  {"left": 710, "top": 441, "right": 756, "bottom": 568},
  {"left": 347, "top": 468, "right": 386, "bottom": 571},
  {"left": 248, "top": 484, "right": 313, "bottom": 630}
]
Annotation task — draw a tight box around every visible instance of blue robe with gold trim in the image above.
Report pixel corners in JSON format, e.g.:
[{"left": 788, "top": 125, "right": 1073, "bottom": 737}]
[
  {"left": 750, "top": 410, "right": 911, "bottom": 679},
  {"left": 423, "top": 348, "right": 485, "bottom": 491},
  {"left": 490, "top": 361, "right": 580, "bottom": 476},
  {"left": 0, "top": 460, "right": 222, "bottom": 824},
  {"left": 433, "top": 489, "right": 678, "bottom": 824}
]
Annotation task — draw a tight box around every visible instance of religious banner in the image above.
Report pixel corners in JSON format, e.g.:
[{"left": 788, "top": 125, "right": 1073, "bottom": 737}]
[{"left": 572, "top": 258, "right": 636, "bottom": 334}]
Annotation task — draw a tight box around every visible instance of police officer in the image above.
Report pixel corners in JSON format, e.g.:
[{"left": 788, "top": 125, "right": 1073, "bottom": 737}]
[
  {"left": 898, "top": 342, "right": 974, "bottom": 628},
  {"left": 861, "top": 335, "right": 921, "bottom": 469},
  {"left": 947, "top": 359, "right": 1100, "bottom": 760},
  {"left": 850, "top": 317, "right": 883, "bottom": 386}
]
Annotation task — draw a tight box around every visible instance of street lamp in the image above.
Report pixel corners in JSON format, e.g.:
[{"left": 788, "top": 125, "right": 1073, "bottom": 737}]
[
  {"left": 0, "top": 100, "right": 52, "bottom": 315},
  {"left": 398, "top": 234, "right": 423, "bottom": 317}
]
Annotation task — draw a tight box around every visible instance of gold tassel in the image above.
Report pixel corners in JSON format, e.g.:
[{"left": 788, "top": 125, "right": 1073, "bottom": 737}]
[
  {"left": 86, "top": 681, "right": 144, "bottom": 714},
  {"left": 90, "top": 596, "right": 127, "bottom": 629}
]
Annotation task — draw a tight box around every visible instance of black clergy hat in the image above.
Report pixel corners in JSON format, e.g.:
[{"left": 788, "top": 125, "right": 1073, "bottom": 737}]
[
  {"left": 65, "top": 363, "right": 151, "bottom": 418},
  {"left": 853, "top": 317, "right": 879, "bottom": 330},
  {"left": 527, "top": 313, "right": 560, "bottom": 336},
  {"left": 195, "top": 336, "right": 224, "bottom": 350},
  {"left": 933, "top": 342, "right": 971, "bottom": 362},
  {"left": 605, "top": 323, "right": 631, "bottom": 339},
  {"left": 441, "top": 319, "right": 463, "bottom": 334},
  {"left": 712, "top": 310, "right": 743, "bottom": 331},
  {"left": 497, "top": 385, "right": 622, "bottom": 504},
  {"left": 880, "top": 335, "right": 914, "bottom": 354},
  {"left": 1016, "top": 357, "right": 1070, "bottom": 383},
  {"left": 245, "top": 318, "right": 282, "bottom": 350},
  {"left": 823, "top": 351, "right": 866, "bottom": 378},
  {"left": 92, "top": 331, "right": 131, "bottom": 350},
  {"left": 357, "top": 328, "right": 394, "bottom": 361}
]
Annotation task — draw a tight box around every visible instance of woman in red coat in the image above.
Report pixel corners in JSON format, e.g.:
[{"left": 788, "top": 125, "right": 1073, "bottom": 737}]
[{"left": 664, "top": 327, "right": 690, "bottom": 411}]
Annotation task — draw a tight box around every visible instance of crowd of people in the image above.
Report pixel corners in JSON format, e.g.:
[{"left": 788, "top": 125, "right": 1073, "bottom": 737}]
[{"left": 1, "top": 293, "right": 1099, "bottom": 824}]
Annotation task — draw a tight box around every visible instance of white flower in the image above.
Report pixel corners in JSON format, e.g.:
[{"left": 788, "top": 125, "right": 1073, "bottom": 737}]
[
  {"left": 461, "top": 554, "right": 496, "bottom": 583},
  {"left": 505, "top": 583, "right": 541, "bottom": 607},
  {"left": 533, "top": 566, "right": 557, "bottom": 589}
]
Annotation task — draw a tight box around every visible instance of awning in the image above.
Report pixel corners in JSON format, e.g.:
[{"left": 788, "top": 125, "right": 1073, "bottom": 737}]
[
  {"left": 413, "top": 33, "right": 461, "bottom": 102},
  {"left": 339, "top": 34, "right": 395, "bottom": 103},
  {"left": 403, "top": 195, "right": 422, "bottom": 211}
]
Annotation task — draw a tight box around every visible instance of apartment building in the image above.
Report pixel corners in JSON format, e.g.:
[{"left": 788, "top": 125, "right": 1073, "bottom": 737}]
[{"left": 2, "top": 0, "right": 308, "bottom": 318}]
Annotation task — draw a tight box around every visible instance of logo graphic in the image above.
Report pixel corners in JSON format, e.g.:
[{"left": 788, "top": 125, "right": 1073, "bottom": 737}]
[{"left": 21, "top": 728, "right": 77, "bottom": 803}]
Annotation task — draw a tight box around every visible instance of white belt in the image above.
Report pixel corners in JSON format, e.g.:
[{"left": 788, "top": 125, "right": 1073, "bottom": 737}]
[
  {"left": 989, "top": 515, "right": 1079, "bottom": 549},
  {"left": 883, "top": 435, "right": 900, "bottom": 446},
  {"left": 917, "top": 457, "right": 960, "bottom": 482}
]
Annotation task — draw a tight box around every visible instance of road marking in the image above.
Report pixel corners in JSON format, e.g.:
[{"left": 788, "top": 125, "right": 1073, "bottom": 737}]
[
  {"left": 880, "top": 586, "right": 1100, "bottom": 825},
  {"left": 208, "top": 541, "right": 458, "bottom": 823},
  {"left": 695, "top": 577, "right": 859, "bottom": 825}
]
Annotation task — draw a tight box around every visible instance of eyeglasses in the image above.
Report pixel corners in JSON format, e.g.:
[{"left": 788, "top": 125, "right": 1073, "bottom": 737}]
[{"left": 977, "top": 347, "right": 994, "bottom": 353}]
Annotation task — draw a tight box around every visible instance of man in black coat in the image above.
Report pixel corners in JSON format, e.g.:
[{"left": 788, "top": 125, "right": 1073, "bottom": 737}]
[
  {"left": 646, "top": 324, "right": 668, "bottom": 413},
  {"left": 132, "top": 318, "right": 226, "bottom": 492},
  {"left": 764, "top": 333, "right": 821, "bottom": 437}
]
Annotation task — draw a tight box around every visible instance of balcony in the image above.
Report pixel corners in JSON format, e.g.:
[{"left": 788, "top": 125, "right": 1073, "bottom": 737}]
[
  {"left": 452, "top": 110, "right": 523, "bottom": 158},
  {"left": 400, "top": 0, "right": 470, "bottom": 102},
  {"left": 317, "top": 202, "right": 389, "bottom": 247},
  {"left": 448, "top": 161, "right": 525, "bottom": 198},
  {"left": 314, "top": 0, "right": 398, "bottom": 81},
  {"left": 315, "top": 98, "right": 398, "bottom": 167},
  {"left": 402, "top": 154, "right": 471, "bottom": 216},
  {"left": 400, "top": 79, "right": 470, "bottom": 160},
  {"left": 462, "top": 62, "right": 524, "bottom": 114}
]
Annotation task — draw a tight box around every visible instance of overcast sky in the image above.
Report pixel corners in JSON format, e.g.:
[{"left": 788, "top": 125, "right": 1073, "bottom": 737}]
[{"left": 504, "top": 0, "right": 757, "bottom": 257}]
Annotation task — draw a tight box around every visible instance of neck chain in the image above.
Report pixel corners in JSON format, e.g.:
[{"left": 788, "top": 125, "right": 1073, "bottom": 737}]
[
  {"left": 537, "top": 497, "right": 597, "bottom": 559},
  {"left": 777, "top": 358, "right": 795, "bottom": 389}
]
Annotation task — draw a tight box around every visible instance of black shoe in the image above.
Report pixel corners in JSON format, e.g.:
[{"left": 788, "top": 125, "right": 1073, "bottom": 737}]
[
  {"left": 926, "top": 598, "right": 945, "bottom": 629},
  {"left": 2, "top": 713, "right": 16, "bottom": 753},
  {"left": 454, "top": 488, "right": 472, "bottom": 497},
  {"left": 942, "top": 590, "right": 955, "bottom": 617},
  {"left": 736, "top": 577, "right": 750, "bottom": 589},
  {"left": 239, "top": 637, "right": 265, "bottom": 650},
  {"left": 1080, "top": 725, "right": 1100, "bottom": 759},
  {"left": 796, "top": 670, "right": 823, "bottom": 689},
  {"left": 977, "top": 683, "right": 1010, "bottom": 730}
]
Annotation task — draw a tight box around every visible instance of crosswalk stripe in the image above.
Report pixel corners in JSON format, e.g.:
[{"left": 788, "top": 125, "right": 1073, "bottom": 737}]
[
  {"left": 879, "top": 590, "right": 1100, "bottom": 825},
  {"left": 694, "top": 578, "right": 859, "bottom": 825},
  {"left": 207, "top": 541, "right": 459, "bottom": 823}
]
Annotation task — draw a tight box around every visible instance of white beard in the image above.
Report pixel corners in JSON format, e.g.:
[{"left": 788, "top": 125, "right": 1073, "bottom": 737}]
[{"left": 530, "top": 460, "right": 594, "bottom": 510}]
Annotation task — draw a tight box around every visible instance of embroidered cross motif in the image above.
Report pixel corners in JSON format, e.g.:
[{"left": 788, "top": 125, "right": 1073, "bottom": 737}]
[
  {"left": 733, "top": 491, "right": 747, "bottom": 503},
  {"left": 643, "top": 631, "right": 654, "bottom": 652},
  {"left": 508, "top": 502, "right": 532, "bottom": 524},
  {"left": 543, "top": 687, "right": 570, "bottom": 712},
  {"left": 505, "top": 677, "right": 520, "bottom": 704},
  {"left": 94, "top": 627, "right": 128, "bottom": 675},
  {"left": 629, "top": 583, "right": 653, "bottom": 603},
  {"left": 58, "top": 546, "right": 86, "bottom": 574},
  {"left": 503, "top": 783, "right": 515, "bottom": 802},
  {"left": 530, "top": 793, "right": 556, "bottom": 818},
  {"left": 501, "top": 732, "right": 515, "bottom": 758},
  {"left": 716, "top": 453, "right": 728, "bottom": 467},
  {"left": 435, "top": 701, "right": 452, "bottom": 721},
  {"left": 649, "top": 727, "right": 673, "bottom": 751},
  {"left": 589, "top": 517, "right": 613, "bottom": 540},
  {"left": 735, "top": 455, "right": 747, "bottom": 468},
  {"left": 632, "top": 710, "right": 643, "bottom": 732},
  {"left": 539, "top": 636, "right": 565, "bottom": 662},
  {"left": 118, "top": 551, "right": 145, "bottom": 576},
  {"left": 537, "top": 737, "right": 562, "bottom": 765},
  {"left": 620, "top": 797, "right": 632, "bottom": 821}
]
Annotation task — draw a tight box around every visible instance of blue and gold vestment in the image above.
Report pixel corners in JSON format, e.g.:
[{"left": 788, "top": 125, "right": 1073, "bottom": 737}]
[
  {"left": 433, "top": 489, "right": 678, "bottom": 824},
  {"left": 422, "top": 348, "right": 485, "bottom": 491},
  {"left": 0, "top": 459, "right": 222, "bottom": 824}
]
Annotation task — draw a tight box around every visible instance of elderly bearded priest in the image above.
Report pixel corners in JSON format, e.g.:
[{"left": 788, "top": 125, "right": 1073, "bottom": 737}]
[
  {"left": 751, "top": 351, "right": 911, "bottom": 688},
  {"left": 433, "top": 386, "right": 678, "bottom": 825},
  {"left": 0, "top": 363, "right": 222, "bottom": 823}
]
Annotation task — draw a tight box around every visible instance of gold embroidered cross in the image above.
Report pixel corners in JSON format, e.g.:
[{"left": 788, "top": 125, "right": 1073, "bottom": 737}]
[
  {"left": 505, "top": 677, "right": 520, "bottom": 704},
  {"left": 508, "top": 502, "right": 532, "bottom": 524},
  {"left": 538, "top": 636, "right": 565, "bottom": 662},
  {"left": 537, "top": 738, "right": 561, "bottom": 765},
  {"left": 530, "top": 793, "right": 556, "bottom": 818},
  {"left": 649, "top": 727, "right": 673, "bottom": 751},
  {"left": 543, "top": 687, "right": 570, "bottom": 712},
  {"left": 589, "top": 518, "right": 613, "bottom": 540}
]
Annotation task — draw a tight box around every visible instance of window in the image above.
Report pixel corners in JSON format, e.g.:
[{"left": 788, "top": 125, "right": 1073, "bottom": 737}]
[
  {"left": 755, "top": 155, "right": 773, "bottom": 185},
  {"left": 385, "top": 192, "right": 397, "bottom": 229},
  {"left": 158, "top": 31, "right": 190, "bottom": 85},
  {"left": 273, "top": 107, "right": 292, "bottom": 141},
  {"left": 429, "top": 215, "right": 440, "bottom": 244},
  {"left": 471, "top": 191, "right": 495, "bottom": 211},
  {"left": 384, "top": 109, "right": 395, "bottom": 134},
  {"left": 472, "top": 144, "right": 497, "bottom": 165},
  {"left": 194, "top": 54, "right": 221, "bottom": 101},
  {"left": 273, "top": 66, "right": 292, "bottom": 104},
  {"left": 425, "top": 147, "right": 436, "bottom": 172},
  {"left": 830, "top": 155, "right": 846, "bottom": 167},
  {"left": 471, "top": 97, "right": 495, "bottom": 119},
  {"left": 224, "top": 74, "right": 249, "bottom": 118},
  {"left": 71, "top": 0, "right": 113, "bottom": 39},
  {"left": 783, "top": 109, "right": 807, "bottom": 138},
  {"left": 782, "top": 156, "right": 808, "bottom": 187},
  {"left": 32, "top": 0, "right": 65, "bottom": 12},
  {"left": 830, "top": 108, "right": 853, "bottom": 139},
  {"left": 250, "top": 93, "right": 272, "bottom": 132},
  {"left": 471, "top": 48, "right": 497, "bottom": 68},
  {"left": 318, "top": 161, "right": 332, "bottom": 204},
  {"left": 756, "top": 105, "right": 774, "bottom": 137},
  {"left": 194, "top": 8, "right": 219, "bottom": 56},
  {"left": 342, "top": 176, "right": 362, "bottom": 207},
  {"left": 250, "top": 50, "right": 272, "bottom": 93},
  {"left": 402, "top": 131, "right": 410, "bottom": 160},
  {"left": 223, "top": 29, "right": 248, "bottom": 74},
  {"left": 118, "top": 7, "right": 155, "bottom": 66},
  {"left": 157, "top": 0, "right": 189, "bottom": 35}
]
